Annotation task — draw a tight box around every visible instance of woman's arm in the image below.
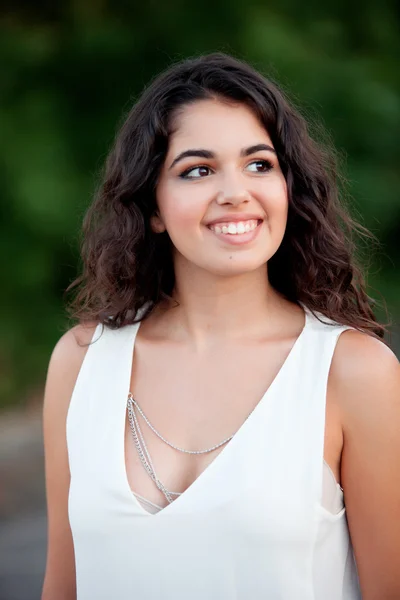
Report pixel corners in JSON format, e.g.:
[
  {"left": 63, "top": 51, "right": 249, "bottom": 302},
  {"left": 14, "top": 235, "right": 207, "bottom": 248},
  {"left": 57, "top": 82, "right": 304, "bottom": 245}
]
[
  {"left": 41, "top": 324, "right": 97, "bottom": 600},
  {"left": 331, "top": 330, "right": 400, "bottom": 600}
]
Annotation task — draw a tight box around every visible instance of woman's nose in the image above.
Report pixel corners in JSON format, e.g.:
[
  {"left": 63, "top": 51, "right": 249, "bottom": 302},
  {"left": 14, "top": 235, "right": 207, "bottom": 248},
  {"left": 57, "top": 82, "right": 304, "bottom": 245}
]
[{"left": 216, "top": 183, "right": 251, "bottom": 206}]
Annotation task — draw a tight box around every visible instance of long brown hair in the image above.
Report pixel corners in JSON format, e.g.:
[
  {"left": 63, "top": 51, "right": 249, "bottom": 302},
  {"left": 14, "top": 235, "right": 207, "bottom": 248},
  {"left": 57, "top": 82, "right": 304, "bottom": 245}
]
[{"left": 67, "top": 52, "right": 388, "bottom": 340}]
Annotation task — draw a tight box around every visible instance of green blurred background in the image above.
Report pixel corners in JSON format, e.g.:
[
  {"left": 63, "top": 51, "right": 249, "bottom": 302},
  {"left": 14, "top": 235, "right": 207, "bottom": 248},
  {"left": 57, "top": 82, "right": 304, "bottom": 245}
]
[{"left": 1, "top": 0, "right": 399, "bottom": 411}]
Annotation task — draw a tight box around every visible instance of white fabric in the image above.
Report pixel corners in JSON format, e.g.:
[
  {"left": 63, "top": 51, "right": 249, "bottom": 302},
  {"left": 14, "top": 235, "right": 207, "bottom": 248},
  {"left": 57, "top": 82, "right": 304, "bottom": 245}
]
[
  {"left": 322, "top": 460, "right": 344, "bottom": 514},
  {"left": 66, "top": 307, "right": 361, "bottom": 599},
  {"left": 133, "top": 460, "right": 344, "bottom": 515}
]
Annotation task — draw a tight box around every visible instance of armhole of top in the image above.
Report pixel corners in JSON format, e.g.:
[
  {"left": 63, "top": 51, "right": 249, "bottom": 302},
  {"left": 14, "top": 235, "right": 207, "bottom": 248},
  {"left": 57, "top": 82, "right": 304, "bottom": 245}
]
[
  {"left": 66, "top": 322, "right": 103, "bottom": 432},
  {"left": 326, "top": 324, "right": 355, "bottom": 395},
  {"left": 317, "top": 324, "right": 354, "bottom": 516}
]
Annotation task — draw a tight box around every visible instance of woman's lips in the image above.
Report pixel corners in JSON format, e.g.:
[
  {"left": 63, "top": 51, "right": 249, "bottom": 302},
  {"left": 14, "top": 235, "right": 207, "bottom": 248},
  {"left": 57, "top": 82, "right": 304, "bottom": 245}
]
[{"left": 206, "top": 219, "right": 263, "bottom": 245}]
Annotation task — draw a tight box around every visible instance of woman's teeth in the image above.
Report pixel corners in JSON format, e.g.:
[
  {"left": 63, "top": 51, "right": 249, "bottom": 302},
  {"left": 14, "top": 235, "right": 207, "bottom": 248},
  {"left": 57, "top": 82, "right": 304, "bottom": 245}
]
[{"left": 209, "top": 220, "right": 259, "bottom": 235}]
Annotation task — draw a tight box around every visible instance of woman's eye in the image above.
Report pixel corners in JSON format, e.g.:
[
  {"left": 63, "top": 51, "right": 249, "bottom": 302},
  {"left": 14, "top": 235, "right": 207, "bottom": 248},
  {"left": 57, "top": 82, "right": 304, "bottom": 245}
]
[
  {"left": 246, "top": 160, "right": 273, "bottom": 173},
  {"left": 179, "top": 160, "right": 273, "bottom": 179},
  {"left": 180, "top": 165, "right": 212, "bottom": 179}
]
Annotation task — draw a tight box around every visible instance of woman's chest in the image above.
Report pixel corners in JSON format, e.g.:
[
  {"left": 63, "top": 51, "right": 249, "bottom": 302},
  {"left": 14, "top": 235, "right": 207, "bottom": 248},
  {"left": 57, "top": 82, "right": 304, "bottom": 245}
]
[
  {"left": 126, "top": 337, "right": 297, "bottom": 505},
  {"left": 124, "top": 337, "right": 343, "bottom": 512}
]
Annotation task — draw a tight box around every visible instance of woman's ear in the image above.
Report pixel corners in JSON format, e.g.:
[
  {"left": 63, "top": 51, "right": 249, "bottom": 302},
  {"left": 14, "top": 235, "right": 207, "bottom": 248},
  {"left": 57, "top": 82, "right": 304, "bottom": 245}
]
[{"left": 150, "top": 212, "right": 166, "bottom": 233}]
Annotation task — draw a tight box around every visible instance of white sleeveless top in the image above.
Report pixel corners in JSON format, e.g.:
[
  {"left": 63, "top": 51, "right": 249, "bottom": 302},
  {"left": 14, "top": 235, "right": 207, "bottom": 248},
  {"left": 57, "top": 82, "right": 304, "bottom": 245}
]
[{"left": 66, "top": 307, "right": 361, "bottom": 599}]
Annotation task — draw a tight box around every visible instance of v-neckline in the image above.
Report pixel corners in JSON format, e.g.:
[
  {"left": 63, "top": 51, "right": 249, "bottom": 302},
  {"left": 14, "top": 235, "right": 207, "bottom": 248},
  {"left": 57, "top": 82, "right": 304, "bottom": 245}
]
[{"left": 120, "top": 306, "right": 310, "bottom": 518}]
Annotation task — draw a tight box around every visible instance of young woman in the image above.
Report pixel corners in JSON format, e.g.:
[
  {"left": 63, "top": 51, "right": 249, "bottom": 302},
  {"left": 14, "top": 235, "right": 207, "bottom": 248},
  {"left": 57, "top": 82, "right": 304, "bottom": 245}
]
[{"left": 41, "top": 53, "right": 400, "bottom": 599}]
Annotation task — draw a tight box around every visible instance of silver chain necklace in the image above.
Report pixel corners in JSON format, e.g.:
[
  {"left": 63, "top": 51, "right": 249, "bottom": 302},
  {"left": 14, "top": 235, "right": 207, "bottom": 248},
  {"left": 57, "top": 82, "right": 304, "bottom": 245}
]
[
  {"left": 126, "top": 393, "right": 256, "bottom": 505},
  {"left": 128, "top": 393, "right": 234, "bottom": 454},
  {"left": 127, "top": 395, "right": 179, "bottom": 503}
]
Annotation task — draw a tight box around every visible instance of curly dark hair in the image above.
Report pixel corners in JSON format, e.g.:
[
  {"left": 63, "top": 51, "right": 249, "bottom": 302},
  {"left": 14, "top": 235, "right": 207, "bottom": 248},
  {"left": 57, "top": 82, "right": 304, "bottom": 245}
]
[{"left": 67, "top": 52, "right": 388, "bottom": 339}]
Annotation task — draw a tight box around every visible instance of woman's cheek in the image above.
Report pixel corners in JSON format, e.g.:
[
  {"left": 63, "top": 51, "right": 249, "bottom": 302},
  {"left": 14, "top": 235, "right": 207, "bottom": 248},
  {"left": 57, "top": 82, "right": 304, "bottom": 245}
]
[
  {"left": 165, "top": 188, "right": 210, "bottom": 230},
  {"left": 259, "top": 178, "right": 288, "bottom": 216}
]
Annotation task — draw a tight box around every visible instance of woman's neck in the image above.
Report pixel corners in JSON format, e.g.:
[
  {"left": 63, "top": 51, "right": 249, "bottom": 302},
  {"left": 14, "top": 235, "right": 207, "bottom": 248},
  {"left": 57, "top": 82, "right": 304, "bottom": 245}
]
[{"left": 154, "top": 263, "right": 294, "bottom": 347}]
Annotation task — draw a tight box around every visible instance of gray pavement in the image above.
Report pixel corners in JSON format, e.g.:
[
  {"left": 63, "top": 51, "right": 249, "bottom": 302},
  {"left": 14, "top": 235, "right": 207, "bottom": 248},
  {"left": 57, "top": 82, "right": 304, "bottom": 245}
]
[
  {"left": 0, "top": 409, "right": 46, "bottom": 600},
  {"left": 0, "top": 512, "right": 46, "bottom": 600}
]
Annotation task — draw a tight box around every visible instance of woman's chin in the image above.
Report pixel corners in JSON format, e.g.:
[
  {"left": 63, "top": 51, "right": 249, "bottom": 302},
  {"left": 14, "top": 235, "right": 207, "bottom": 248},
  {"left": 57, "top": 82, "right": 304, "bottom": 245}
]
[
  {"left": 173, "top": 250, "right": 270, "bottom": 279},
  {"left": 202, "top": 259, "right": 268, "bottom": 278}
]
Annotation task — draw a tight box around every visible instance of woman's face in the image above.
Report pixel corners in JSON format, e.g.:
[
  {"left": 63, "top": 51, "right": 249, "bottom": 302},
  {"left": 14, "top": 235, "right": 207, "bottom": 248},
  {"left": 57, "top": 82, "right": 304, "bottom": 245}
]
[{"left": 154, "top": 98, "right": 288, "bottom": 278}]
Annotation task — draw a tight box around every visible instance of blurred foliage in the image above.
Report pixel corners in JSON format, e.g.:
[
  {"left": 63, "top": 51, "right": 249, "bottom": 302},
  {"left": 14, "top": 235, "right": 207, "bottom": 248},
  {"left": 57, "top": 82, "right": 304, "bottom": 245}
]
[{"left": 0, "top": 0, "right": 399, "bottom": 408}]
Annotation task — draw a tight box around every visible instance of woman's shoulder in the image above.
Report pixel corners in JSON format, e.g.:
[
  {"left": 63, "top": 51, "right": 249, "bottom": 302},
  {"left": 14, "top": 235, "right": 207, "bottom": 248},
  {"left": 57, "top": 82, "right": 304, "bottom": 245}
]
[
  {"left": 331, "top": 328, "right": 398, "bottom": 381},
  {"left": 43, "top": 322, "right": 100, "bottom": 417},
  {"left": 328, "top": 329, "right": 399, "bottom": 427},
  {"left": 51, "top": 321, "right": 100, "bottom": 366}
]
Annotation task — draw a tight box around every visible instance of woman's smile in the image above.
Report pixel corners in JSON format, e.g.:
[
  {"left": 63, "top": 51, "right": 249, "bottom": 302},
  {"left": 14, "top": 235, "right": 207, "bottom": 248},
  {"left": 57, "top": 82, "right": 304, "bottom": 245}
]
[{"left": 206, "top": 218, "right": 264, "bottom": 245}]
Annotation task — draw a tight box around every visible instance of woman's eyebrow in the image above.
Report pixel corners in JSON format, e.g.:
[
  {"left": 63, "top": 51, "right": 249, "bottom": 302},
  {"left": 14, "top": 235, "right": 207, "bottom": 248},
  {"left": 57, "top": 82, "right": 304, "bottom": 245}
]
[
  {"left": 242, "top": 143, "right": 276, "bottom": 157},
  {"left": 169, "top": 149, "right": 213, "bottom": 170},
  {"left": 168, "top": 143, "right": 276, "bottom": 170}
]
